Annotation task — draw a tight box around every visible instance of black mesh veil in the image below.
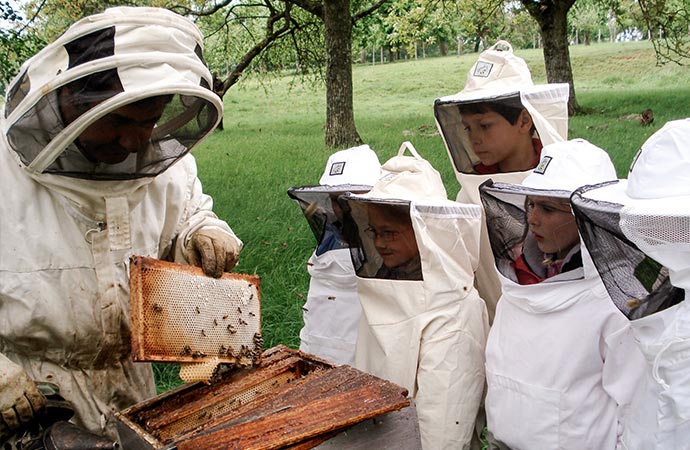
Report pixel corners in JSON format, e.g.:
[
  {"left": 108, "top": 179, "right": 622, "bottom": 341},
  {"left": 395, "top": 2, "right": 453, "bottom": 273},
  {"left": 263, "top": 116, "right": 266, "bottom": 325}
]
[
  {"left": 340, "top": 196, "right": 422, "bottom": 281},
  {"left": 3, "top": 9, "right": 222, "bottom": 181},
  {"left": 479, "top": 179, "right": 585, "bottom": 282},
  {"left": 479, "top": 179, "right": 528, "bottom": 269},
  {"left": 434, "top": 93, "right": 524, "bottom": 175},
  {"left": 287, "top": 184, "right": 372, "bottom": 255},
  {"left": 571, "top": 183, "right": 683, "bottom": 319}
]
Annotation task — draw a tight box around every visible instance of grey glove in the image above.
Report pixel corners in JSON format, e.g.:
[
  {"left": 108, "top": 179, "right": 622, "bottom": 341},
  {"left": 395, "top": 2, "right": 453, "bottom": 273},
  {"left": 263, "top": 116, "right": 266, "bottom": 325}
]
[
  {"left": 0, "top": 354, "right": 46, "bottom": 441},
  {"left": 190, "top": 227, "right": 242, "bottom": 278}
]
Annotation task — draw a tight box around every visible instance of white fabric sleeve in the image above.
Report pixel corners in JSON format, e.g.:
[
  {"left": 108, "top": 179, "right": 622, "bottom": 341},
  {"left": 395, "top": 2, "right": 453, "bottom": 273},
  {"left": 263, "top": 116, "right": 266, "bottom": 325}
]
[
  {"left": 600, "top": 319, "right": 646, "bottom": 448},
  {"left": 172, "top": 157, "right": 242, "bottom": 265}
]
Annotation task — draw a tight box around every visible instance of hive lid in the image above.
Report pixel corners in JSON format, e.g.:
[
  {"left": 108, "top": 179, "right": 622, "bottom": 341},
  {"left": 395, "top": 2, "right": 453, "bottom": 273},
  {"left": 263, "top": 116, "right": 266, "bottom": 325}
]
[{"left": 129, "top": 256, "right": 262, "bottom": 383}]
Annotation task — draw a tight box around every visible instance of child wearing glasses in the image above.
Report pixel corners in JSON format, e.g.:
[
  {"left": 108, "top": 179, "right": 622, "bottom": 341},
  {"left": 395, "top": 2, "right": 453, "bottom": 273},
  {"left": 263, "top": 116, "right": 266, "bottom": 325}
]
[
  {"left": 365, "top": 203, "right": 422, "bottom": 281},
  {"left": 341, "top": 142, "right": 488, "bottom": 450}
]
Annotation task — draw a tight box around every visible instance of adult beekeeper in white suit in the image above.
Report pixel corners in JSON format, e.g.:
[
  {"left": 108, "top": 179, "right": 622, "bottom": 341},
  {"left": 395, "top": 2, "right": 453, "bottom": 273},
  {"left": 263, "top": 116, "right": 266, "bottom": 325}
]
[
  {"left": 479, "top": 140, "right": 644, "bottom": 449},
  {"left": 571, "top": 118, "right": 690, "bottom": 450},
  {"left": 288, "top": 145, "right": 381, "bottom": 366},
  {"left": 434, "top": 40, "right": 570, "bottom": 322},
  {"left": 340, "top": 142, "right": 489, "bottom": 450},
  {"left": 0, "top": 6, "right": 242, "bottom": 441}
]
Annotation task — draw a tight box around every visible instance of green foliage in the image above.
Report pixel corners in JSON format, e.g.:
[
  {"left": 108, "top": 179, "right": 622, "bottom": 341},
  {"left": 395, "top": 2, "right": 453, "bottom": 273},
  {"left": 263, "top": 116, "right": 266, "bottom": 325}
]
[
  {"left": 197, "top": 1, "right": 324, "bottom": 79},
  {"left": 372, "top": 0, "right": 510, "bottom": 57},
  {"left": 638, "top": 0, "right": 690, "bottom": 64},
  {"left": 502, "top": 4, "right": 540, "bottom": 50},
  {"left": 0, "top": 2, "right": 45, "bottom": 92}
]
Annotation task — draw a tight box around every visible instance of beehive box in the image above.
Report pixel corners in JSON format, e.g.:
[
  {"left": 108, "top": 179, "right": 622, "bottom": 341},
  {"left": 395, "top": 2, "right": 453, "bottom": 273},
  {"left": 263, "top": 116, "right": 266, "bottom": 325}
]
[{"left": 116, "top": 345, "right": 410, "bottom": 449}]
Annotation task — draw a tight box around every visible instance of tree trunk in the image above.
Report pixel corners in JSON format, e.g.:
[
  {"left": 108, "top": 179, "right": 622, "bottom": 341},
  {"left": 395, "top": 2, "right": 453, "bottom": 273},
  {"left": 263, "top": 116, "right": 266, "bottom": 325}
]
[
  {"left": 212, "top": 73, "right": 225, "bottom": 130},
  {"left": 323, "top": 0, "right": 362, "bottom": 148},
  {"left": 439, "top": 39, "right": 448, "bottom": 56},
  {"left": 522, "top": 0, "right": 579, "bottom": 115}
]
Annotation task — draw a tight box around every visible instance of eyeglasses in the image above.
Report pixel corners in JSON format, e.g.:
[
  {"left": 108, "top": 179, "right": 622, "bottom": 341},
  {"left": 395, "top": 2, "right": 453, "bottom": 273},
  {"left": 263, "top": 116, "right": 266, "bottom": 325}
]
[
  {"left": 364, "top": 226, "right": 401, "bottom": 242},
  {"left": 525, "top": 198, "right": 572, "bottom": 215}
]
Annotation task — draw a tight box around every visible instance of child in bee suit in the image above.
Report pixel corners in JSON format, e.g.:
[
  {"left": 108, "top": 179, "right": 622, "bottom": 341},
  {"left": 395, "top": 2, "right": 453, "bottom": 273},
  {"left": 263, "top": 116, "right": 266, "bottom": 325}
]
[
  {"left": 340, "top": 142, "right": 489, "bottom": 450},
  {"left": 434, "top": 40, "right": 570, "bottom": 323},
  {"left": 479, "top": 139, "right": 645, "bottom": 449},
  {"left": 287, "top": 145, "right": 381, "bottom": 366},
  {"left": 570, "top": 118, "right": 690, "bottom": 450}
]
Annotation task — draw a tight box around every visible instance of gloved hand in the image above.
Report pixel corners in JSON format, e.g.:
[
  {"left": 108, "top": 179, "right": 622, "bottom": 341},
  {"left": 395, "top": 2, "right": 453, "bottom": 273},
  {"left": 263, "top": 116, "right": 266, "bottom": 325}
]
[
  {"left": 0, "top": 354, "right": 45, "bottom": 442},
  {"left": 190, "top": 227, "right": 242, "bottom": 278}
]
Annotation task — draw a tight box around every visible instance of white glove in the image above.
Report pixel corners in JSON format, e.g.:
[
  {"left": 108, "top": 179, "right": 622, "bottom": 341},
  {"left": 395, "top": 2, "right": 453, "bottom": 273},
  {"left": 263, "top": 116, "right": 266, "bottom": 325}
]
[
  {"left": 189, "top": 227, "right": 242, "bottom": 278},
  {"left": 0, "top": 354, "right": 45, "bottom": 441}
]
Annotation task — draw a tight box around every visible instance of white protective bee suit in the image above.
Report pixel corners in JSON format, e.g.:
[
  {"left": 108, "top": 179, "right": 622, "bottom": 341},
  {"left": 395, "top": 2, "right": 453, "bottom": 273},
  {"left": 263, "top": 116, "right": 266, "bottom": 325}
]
[
  {"left": 479, "top": 140, "right": 645, "bottom": 449},
  {"left": 341, "top": 142, "right": 489, "bottom": 450},
  {"left": 287, "top": 145, "right": 381, "bottom": 366},
  {"left": 434, "top": 40, "right": 569, "bottom": 322},
  {"left": 571, "top": 118, "right": 690, "bottom": 450},
  {"left": 0, "top": 7, "right": 241, "bottom": 437}
]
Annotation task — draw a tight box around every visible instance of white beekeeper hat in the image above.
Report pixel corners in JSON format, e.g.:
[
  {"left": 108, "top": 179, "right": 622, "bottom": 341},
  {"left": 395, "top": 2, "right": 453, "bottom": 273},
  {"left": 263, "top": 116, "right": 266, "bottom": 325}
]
[
  {"left": 355, "top": 141, "right": 448, "bottom": 203},
  {"left": 319, "top": 144, "right": 382, "bottom": 187},
  {"left": 582, "top": 118, "right": 690, "bottom": 210},
  {"left": 520, "top": 138, "right": 618, "bottom": 197},
  {"left": 457, "top": 40, "right": 534, "bottom": 101},
  {"left": 480, "top": 138, "right": 617, "bottom": 201},
  {"left": 434, "top": 41, "right": 570, "bottom": 175},
  {"left": 578, "top": 118, "right": 690, "bottom": 290}
]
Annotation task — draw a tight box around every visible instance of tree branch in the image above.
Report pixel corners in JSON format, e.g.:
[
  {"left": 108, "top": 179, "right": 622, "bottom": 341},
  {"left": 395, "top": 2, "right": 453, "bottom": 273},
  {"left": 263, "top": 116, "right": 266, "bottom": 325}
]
[
  {"left": 353, "top": 0, "right": 390, "bottom": 22},
  {"left": 283, "top": 0, "right": 323, "bottom": 18}
]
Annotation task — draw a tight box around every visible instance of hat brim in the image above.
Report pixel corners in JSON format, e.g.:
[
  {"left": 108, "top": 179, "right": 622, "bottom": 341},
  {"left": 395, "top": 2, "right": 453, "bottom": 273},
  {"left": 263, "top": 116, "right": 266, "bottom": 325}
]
[
  {"left": 435, "top": 83, "right": 565, "bottom": 105},
  {"left": 483, "top": 181, "right": 573, "bottom": 200},
  {"left": 288, "top": 184, "right": 374, "bottom": 196},
  {"left": 581, "top": 179, "right": 690, "bottom": 215}
]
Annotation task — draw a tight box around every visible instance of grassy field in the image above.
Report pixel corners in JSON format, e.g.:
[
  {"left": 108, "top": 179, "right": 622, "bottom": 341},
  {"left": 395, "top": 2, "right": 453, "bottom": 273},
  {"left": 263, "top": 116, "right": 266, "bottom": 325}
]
[{"left": 153, "top": 40, "right": 690, "bottom": 391}]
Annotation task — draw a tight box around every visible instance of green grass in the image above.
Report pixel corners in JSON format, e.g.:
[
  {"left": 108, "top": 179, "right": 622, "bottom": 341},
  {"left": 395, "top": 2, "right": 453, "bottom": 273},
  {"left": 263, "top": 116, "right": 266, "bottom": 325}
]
[{"left": 155, "top": 40, "right": 690, "bottom": 390}]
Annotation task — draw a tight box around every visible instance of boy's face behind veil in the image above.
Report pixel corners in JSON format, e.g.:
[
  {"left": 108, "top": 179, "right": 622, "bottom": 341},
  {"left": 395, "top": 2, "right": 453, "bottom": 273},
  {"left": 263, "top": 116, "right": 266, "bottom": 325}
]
[
  {"left": 460, "top": 108, "right": 535, "bottom": 172},
  {"left": 525, "top": 196, "right": 579, "bottom": 260},
  {"left": 366, "top": 203, "right": 418, "bottom": 270}
]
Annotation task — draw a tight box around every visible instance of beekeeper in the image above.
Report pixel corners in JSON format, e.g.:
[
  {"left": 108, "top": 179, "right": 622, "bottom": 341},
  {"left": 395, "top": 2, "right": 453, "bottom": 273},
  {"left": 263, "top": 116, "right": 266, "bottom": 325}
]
[
  {"left": 434, "top": 40, "right": 570, "bottom": 322},
  {"left": 571, "top": 118, "right": 690, "bottom": 450},
  {"left": 341, "top": 142, "right": 489, "bottom": 450},
  {"left": 0, "top": 7, "right": 242, "bottom": 440},
  {"left": 479, "top": 140, "right": 644, "bottom": 449},
  {"left": 287, "top": 145, "right": 381, "bottom": 366}
]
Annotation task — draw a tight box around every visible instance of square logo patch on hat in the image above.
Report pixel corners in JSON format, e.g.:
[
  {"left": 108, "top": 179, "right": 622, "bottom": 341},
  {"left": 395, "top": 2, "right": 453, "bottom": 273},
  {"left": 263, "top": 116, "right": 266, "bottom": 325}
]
[
  {"left": 534, "top": 155, "right": 552, "bottom": 174},
  {"left": 329, "top": 161, "right": 346, "bottom": 177},
  {"left": 473, "top": 61, "right": 493, "bottom": 78}
]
